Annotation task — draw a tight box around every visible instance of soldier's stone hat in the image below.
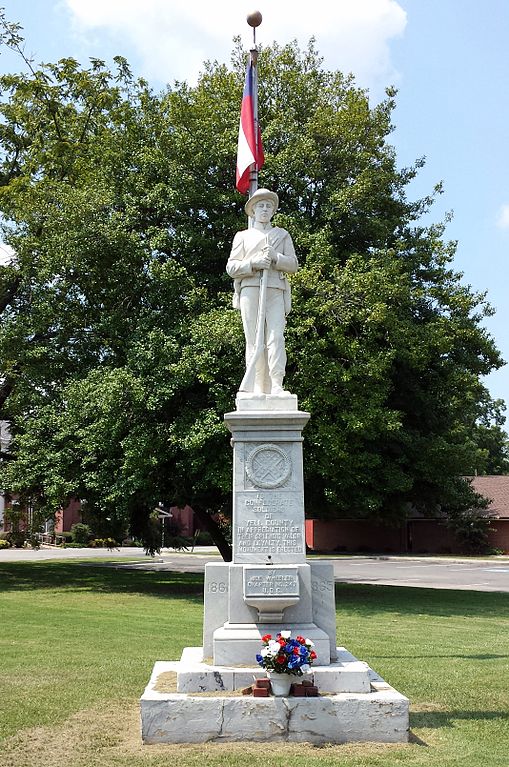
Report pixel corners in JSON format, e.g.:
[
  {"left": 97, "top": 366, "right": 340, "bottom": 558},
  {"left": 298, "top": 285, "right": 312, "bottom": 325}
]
[{"left": 244, "top": 188, "right": 279, "bottom": 218}]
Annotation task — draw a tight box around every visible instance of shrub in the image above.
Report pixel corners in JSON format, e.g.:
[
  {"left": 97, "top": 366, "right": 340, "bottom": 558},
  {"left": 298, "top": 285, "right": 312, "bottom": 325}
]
[
  {"left": 71, "top": 523, "right": 92, "bottom": 544},
  {"left": 162, "top": 534, "right": 191, "bottom": 552},
  {"left": 0, "top": 538, "right": 11, "bottom": 549},
  {"left": 7, "top": 529, "right": 27, "bottom": 548},
  {"left": 446, "top": 510, "right": 492, "bottom": 554},
  {"left": 89, "top": 538, "right": 118, "bottom": 549}
]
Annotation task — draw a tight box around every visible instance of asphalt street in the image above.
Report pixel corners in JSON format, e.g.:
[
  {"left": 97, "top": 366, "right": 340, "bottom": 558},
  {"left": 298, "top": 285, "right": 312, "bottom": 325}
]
[
  {"left": 326, "top": 557, "right": 509, "bottom": 592},
  {"left": 1, "top": 547, "right": 508, "bottom": 592}
]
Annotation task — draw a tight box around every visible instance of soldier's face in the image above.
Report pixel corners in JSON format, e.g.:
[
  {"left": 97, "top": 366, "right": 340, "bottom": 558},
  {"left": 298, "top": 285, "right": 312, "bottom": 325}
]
[{"left": 253, "top": 200, "right": 275, "bottom": 223}]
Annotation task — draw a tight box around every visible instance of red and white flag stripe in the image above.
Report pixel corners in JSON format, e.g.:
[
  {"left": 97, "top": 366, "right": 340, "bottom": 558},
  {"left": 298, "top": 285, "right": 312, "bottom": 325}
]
[{"left": 236, "top": 61, "right": 264, "bottom": 194}]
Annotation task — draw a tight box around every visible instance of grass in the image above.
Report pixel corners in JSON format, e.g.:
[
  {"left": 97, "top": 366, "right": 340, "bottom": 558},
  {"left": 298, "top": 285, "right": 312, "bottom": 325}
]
[{"left": 0, "top": 559, "right": 508, "bottom": 767}]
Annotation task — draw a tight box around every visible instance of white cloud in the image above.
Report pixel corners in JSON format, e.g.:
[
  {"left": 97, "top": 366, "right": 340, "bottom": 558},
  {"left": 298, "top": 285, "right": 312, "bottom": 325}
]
[
  {"left": 0, "top": 242, "right": 15, "bottom": 266},
  {"left": 497, "top": 203, "right": 509, "bottom": 230},
  {"left": 64, "top": 0, "right": 406, "bottom": 97}
]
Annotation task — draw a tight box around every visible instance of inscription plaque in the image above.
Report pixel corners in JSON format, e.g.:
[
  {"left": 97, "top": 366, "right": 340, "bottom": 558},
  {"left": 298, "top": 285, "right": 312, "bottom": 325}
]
[
  {"left": 244, "top": 567, "right": 299, "bottom": 598},
  {"left": 234, "top": 488, "right": 306, "bottom": 563}
]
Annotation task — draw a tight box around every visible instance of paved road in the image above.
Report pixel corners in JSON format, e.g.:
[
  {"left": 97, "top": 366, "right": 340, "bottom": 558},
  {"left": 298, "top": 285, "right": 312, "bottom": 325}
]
[
  {"left": 119, "top": 554, "right": 509, "bottom": 592},
  {"left": 1, "top": 547, "right": 508, "bottom": 592},
  {"left": 326, "top": 557, "right": 509, "bottom": 593}
]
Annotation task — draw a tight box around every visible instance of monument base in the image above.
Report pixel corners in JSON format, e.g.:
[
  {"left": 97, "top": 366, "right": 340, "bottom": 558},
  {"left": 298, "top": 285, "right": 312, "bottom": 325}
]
[
  {"left": 203, "top": 560, "right": 338, "bottom": 665},
  {"left": 140, "top": 647, "right": 409, "bottom": 745},
  {"left": 212, "top": 622, "right": 331, "bottom": 666}
]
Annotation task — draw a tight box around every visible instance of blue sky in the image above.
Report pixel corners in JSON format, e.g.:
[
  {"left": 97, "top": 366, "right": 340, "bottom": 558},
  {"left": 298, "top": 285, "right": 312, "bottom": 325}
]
[{"left": 1, "top": 0, "right": 508, "bottom": 410}]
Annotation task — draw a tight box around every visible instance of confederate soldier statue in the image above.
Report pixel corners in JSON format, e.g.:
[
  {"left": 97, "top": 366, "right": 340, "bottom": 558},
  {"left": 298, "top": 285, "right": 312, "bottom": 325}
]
[{"left": 227, "top": 188, "right": 298, "bottom": 395}]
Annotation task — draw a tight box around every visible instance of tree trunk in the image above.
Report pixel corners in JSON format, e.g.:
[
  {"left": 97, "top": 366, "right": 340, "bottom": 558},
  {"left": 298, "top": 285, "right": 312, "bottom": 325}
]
[{"left": 192, "top": 505, "right": 232, "bottom": 562}]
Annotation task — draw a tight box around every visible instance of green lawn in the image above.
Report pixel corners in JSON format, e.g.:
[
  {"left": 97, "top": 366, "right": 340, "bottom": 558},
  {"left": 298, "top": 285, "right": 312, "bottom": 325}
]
[{"left": 0, "top": 559, "right": 508, "bottom": 767}]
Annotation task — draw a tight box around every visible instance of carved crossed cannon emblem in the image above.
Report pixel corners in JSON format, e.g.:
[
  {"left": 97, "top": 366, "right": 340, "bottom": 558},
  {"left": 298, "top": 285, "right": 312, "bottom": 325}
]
[{"left": 246, "top": 444, "right": 292, "bottom": 489}]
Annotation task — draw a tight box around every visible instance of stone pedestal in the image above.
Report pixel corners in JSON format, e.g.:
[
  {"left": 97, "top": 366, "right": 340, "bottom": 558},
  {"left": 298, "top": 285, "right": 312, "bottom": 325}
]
[
  {"left": 226, "top": 398, "right": 308, "bottom": 566},
  {"left": 140, "top": 392, "right": 410, "bottom": 745},
  {"left": 206, "top": 396, "right": 334, "bottom": 665},
  {"left": 203, "top": 560, "right": 337, "bottom": 665}
]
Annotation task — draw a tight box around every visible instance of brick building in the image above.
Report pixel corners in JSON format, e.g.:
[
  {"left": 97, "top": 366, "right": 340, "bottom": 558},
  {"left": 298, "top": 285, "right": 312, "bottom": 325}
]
[{"left": 305, "top": 475, "right": 509, "bottom": 554}]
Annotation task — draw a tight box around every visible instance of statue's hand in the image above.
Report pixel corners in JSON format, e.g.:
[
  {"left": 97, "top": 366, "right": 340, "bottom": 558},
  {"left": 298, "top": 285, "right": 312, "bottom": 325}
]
[
  {"left": 251, "top": 252, "right": 272, "bottom": 271},
  {"left": 263, "top": 244, "right": 278, "bottom": 264}
]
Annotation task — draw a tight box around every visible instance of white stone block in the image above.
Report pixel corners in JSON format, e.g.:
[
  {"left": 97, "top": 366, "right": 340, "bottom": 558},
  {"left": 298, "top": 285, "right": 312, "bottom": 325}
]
[
  {"left": 243, "top": 565, "right": 300, "bottom": 621},
  {"left": 309, "top": 561, "right": 337, "bottom": 661},
  {"left": 224, "top": 409, "right": 309, "bottom": 566},
  {"left": 203, "top": 563, "right": 230, "bottom": 658},
  {"left": 224, "top": 563, "right": 314, "bottom": 626},
  {"left": 157, "top": 647, "right": 371, "bottom": 695},
  {"left": 203, "top": 560, "right": 337, "bottom": 668},
  {"left": 235, "top": 393, "right": 298, "bottom": 412},
  {"left": 180, "top": 647, "right": 203, "bottom": 664},
  {"left": 178, "top": 668, "right": 235, "bottom": 693},
  {"left": 213, "top": 623, "right": 331, "bottom": 666},
  {"left": 314, "top": 662, "right": 371, "bottom": 693},
  {"left": 141, "top": 656, "right": 409, "bottom": 745}
]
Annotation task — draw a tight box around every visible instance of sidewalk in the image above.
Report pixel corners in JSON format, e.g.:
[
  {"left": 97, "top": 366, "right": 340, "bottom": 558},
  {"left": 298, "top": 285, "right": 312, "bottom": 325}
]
[
  {"left": 0, "top": 545, "right": 219, "bottom": 563},
  {"left": 0, "top": 545, "right": 507, "bottom": 565}
]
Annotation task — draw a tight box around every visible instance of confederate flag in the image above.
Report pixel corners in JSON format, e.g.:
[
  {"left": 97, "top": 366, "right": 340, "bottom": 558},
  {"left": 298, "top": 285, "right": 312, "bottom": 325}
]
[{"left": 236, "top": 60, "right": 265, "bottom": 194}]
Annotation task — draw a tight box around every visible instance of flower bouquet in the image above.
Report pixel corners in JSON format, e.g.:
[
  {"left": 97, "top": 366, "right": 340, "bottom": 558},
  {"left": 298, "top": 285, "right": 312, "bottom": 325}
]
[{"left": 256, "top": 631, "right": 317, "bottom": 676}]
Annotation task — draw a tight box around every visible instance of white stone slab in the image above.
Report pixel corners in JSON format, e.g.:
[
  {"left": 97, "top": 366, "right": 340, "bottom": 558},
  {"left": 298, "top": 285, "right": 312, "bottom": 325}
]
[
  {"left": 162, "top": 647, "right": 372, "bottom": 694},
  {"left": 141, "top": 693, "right": 409, "bottom": 744},
  {"left": 314, "top": 661, "right": 371, "bottom": 693},
  {"left": 309, "top": 561, "right": 338, "bottom": 661},
  {"left": 244, "top": 565, "right": 300, "bottom": 598},
  {"left": 203, "top": 562, "right": 230, "bottom": 658},
  {"left": 232, "top": 442, "right": 306, "bottom": 565},
  {"left": 213, "top": 623, "right": 331, "bottom": 666},
  {"left": 236, "top": 393, "right": 299, "bottom": 412},
  {"left": 141, "top": 656, "right": 409, "bottom": 744}
]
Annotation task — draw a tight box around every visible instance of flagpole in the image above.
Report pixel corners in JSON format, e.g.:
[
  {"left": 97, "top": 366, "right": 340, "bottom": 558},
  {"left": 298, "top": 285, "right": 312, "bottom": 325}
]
[
  {"left": 247, "top": 11, "right": 262, "bottom": 200},
  {"left": 238, "top": 10, "right": 267, "bottom": 393}
]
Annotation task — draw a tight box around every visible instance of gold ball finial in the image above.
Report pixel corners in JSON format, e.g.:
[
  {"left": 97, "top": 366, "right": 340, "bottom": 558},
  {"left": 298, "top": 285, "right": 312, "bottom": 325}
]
[{"left": 247, "top": 10, "right": 262, "bottom": 27}]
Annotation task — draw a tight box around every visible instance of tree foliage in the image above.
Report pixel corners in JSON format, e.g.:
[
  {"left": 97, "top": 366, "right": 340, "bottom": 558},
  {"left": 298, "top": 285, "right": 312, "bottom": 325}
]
[{"left": 0, "top": 15, "right": 506, "bottom": 557}]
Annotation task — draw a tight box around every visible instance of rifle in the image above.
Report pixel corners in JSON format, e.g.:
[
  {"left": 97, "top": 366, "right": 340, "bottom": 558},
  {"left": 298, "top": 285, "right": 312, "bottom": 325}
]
[{"left": 239, "top": 234, "right": 269, "bottom": 392}]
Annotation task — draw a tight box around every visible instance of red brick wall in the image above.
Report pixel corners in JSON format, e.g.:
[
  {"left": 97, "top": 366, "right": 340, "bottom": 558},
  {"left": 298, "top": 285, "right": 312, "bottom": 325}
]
[
  {"left": 169, "top": 505, "right": 196, "bottom": 537},
  {"left": 407, "top": 520, "right": 460, "bottom": 554},
  {"left": 54, "top": 499, "right": 82, "bottom": 533},
  {"left": 487, "top": 520, "right": 509, "bottom": 552},
  {"left": 305, "top": 519, "right": 406, "bottom": 553},
  {"left": 305, "top": 518, "right": 509, "bottom": 554}
]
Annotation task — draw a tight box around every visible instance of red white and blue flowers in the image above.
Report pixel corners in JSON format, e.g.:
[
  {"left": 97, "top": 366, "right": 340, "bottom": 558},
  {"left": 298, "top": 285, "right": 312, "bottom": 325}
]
[{"left": 256, "top": 631, "right": 317, "bottom": 675}]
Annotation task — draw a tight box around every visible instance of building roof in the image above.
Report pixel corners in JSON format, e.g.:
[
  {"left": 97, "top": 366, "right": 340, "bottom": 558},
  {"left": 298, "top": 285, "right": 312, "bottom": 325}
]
[{"left": 468, "top": 475, "right": 509, "bottom": 519}]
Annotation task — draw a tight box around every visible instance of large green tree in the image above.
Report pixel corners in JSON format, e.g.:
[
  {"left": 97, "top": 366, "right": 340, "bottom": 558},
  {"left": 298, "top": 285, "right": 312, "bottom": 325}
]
[{"left": 0, "top": 14, "right": 506, "bottom": 557}]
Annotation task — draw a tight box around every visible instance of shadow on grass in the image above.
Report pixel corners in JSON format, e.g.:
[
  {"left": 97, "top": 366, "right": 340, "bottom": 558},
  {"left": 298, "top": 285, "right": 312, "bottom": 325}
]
[
  {"left": 411, "top": 710, "right": 509, "bottom": 729},
  {"left": 0, "top": 561, "right": 204, "bottom": 603},
  {"left": 1, "top": 563, "right": 508, "bottom": 618},
  {"left": 335, "top": 582, "right": 509, "bottom": 620},
  {"left": 370, "top": 653, "right": 509, "bottom": 661}
]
